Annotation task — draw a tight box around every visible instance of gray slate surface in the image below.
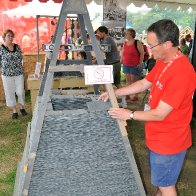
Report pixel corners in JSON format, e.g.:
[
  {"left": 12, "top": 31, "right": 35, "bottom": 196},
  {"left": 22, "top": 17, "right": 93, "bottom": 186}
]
[{"left": 27, "top": 95, "right": 143, "bottom": 196}]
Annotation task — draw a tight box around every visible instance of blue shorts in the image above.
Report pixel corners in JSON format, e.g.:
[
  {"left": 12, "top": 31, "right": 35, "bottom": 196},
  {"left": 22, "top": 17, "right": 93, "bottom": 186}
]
[
  {"left": 149, "top": 149, "right": 187, "bottom": 187},
  {"left": 123, "top": 64, "right": 141, "bottom": 76}
]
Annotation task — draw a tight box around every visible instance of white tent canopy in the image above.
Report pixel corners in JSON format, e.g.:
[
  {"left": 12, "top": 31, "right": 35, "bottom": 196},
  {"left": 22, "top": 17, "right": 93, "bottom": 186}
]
[
  {"left": 129, "top": 0, "right": 196, "bottom": 10},
  {"left": 87, "top": 0, "right": 196, "bottom": 10},
  {"left": 3, "top": 0, "right": 196, "bottom": 14},
  {"left": 3, "top": 0, "right": 103, "bottom": 18},
  {"left": 3, "top": 0, "right": 196, "bottom": 18},
  {"left": 3, "top": 0, "right": 62, "bottom": 18}
]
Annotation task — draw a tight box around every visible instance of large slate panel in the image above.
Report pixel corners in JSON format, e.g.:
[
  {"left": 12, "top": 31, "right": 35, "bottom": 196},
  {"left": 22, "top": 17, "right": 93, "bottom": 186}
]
[{"left": 27, "top": 96, "right": 143, "bottom": 196}]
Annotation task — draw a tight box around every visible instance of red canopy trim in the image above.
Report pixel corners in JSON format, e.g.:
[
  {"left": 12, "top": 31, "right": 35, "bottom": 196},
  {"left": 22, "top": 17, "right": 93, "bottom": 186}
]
[
  {"left": 53, "top": 0, "right": 63, "bottom": 2},
  {"left": 11, "top": 0, "right": 63, "bottom": 3},
  {"left": 39, "top": 0, "right": 49, "bottom": 2}
]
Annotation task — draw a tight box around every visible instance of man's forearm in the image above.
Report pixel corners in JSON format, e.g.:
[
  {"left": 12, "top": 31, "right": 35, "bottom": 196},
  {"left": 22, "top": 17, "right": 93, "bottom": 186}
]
[{"left": 115, "top": 78, "right": 151, "bottom": 97}]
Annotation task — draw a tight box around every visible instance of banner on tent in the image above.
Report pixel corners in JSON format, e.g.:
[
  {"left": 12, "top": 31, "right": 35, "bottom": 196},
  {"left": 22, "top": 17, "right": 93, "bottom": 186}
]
[{"left": 103, "top": 0, "right": 127, "bottom": 44}]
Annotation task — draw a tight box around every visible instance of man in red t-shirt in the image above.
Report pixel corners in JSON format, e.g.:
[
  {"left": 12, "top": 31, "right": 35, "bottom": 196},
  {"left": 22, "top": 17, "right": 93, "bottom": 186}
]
[{"left": 99, "top": 19, "right": 196, "bottom": 196}]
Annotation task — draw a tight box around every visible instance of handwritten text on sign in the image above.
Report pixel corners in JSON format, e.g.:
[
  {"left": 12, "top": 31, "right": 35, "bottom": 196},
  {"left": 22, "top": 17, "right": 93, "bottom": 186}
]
[{"left": 84, "top": 65, "right": 113, "bottom": 84}]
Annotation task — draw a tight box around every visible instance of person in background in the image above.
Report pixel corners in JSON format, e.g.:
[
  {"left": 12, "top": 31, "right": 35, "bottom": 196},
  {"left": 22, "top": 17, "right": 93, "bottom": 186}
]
[
  {"left": 180, "top": 38, "right": 189, "bottom": 56},
  {"left": 99, "top": 19, "right": 195, "bottom": 196},
  {"left": 189, "top": 42, "right": 194, "bottom": 63},
  {"left": 185, "top": 34, "right": 193, "bottom": 55},
  {"left": 141, "top": 40, "right": 150, "bottom": 76},
  {"left": 0, "top": 29, "right": 27, "bottom": 119},
  {"left": 146, "top": 54, "right": 156, "bottom": 73},
  {"left": 94, "top": 30, "right": 101, "bottom": 44},
  {"left": 121, "top": 28, "right": 144, "bottom": 101},
  {"left": 77, "top": 51, "right": 87, "bottom": 60},
  {"left": 95, "top": 26, "right": 127, "bottom": 107},
  {"left": 95, "top": 26, "right": 121, "bottom": 88},
  {"left": 91, "top": 30, "right": 102, "bottom": 63}
]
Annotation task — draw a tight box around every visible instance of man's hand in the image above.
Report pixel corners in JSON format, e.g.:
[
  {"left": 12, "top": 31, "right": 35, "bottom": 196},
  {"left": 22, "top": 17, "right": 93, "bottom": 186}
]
[
  {"left": 108, "top": 108, "right": 132, "bottom": 121},
  {"left": 98, "top": 92, "right": 109, "bottom": 102}
]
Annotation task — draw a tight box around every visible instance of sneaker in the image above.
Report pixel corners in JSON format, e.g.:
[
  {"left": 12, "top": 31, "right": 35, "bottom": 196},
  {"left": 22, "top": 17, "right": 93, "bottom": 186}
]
[
  {"left": 119, "top": 102, "right": 127, "bottom": 108},
  {"left": 12, "top": 113, "right": 18, "bottom": 119},
  {"left": 20, "top": 109, "right": 28, "bottom": 116}
]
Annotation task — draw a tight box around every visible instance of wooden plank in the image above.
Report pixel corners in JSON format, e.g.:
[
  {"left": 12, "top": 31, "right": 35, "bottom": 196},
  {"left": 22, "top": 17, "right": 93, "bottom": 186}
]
[
  {"left": 13, "top": 123, "right": 31, "bottom": 196},
  {"left": 27, "top": 74, "right": 92, "bottom": 89},
  {"left": 122, "top": 136, "right": 146, "bottom": 196},
  {"left": 13, "top": 161, "right": 22, "bottom": 196},
  {"left": 105, "top": 84, "right": 127, "bottom": 136},
  {"left": 22, "top": 154, "right": 36, "bottom": 196},
  {"left": 48, "top": 64, "right": 85, "bottom": 72},
  {"left": 27, "top": 74, "right": 94, "bottom": 110},
  {"left": 30, "top": 90, "right": 38, "bottom": 111}
]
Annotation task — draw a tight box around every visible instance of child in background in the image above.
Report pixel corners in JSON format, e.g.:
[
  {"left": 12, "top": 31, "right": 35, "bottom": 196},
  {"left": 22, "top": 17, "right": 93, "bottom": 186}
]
[{"left": 77, "top": 51, "right": 87, "bottom": 60}]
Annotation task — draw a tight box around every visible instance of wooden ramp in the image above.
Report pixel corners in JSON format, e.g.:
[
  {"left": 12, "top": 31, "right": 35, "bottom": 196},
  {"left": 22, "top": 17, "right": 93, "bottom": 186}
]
[
  {"left": 14, "top": 94, "right": 146, "bottom": 196},
  {"left": 13, "top": 0, "right": 146, "bottom": 195}
]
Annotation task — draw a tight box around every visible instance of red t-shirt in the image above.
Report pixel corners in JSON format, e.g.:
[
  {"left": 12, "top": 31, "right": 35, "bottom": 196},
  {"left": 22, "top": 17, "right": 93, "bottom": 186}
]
[
  {"left": 122, "top": 41, "right": 140, "bottom": 66},
  {"left": 146, "top": 55, "right": 196, "bottom": 154}
]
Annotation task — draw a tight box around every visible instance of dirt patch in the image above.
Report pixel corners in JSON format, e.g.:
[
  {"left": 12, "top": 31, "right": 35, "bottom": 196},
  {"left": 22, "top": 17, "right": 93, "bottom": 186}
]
[
  {"left": 0, "top": 162, "right": 14, "bottom": 179},
  {"left": 184, "top": 159, "right": 195, "bottom": 168},
  {"left": 0, "top": 138, "right": 11, "bottom": 146},
  {"left": 0, "top": 102, "right": 12, "bottom": 121},
  {"left": 0, "top": 184, "right": 9, "bottom": 192},
  {"left": 0, "top": 100, "right": 32, "bottom": 121}
]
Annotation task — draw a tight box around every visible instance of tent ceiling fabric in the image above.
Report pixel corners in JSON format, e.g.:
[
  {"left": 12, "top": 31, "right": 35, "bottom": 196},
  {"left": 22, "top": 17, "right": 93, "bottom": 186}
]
[
  {"left": 5, "top": 0, "right": 196, "bottom": 10},
  {"left": 86, "top": 0, "right": 196, "bottom": 10},
  {"left": 128, "top": 0, "right": 196, "bottom": 10}
]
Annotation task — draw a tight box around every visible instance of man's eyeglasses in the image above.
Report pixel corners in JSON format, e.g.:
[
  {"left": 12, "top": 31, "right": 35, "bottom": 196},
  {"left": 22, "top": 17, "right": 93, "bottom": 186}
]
[{"left": 148, "top": 43, "right": 162, "bottom": 49}]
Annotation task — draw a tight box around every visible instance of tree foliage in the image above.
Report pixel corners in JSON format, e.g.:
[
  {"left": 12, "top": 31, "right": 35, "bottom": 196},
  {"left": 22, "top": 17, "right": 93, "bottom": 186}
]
[{"left": 126, "top": 6, "right": 196, "bottom": 34}]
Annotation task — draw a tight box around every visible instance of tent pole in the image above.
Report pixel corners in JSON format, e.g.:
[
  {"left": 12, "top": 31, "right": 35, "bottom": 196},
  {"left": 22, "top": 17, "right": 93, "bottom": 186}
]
[
  {"left": 192, "top": 17, "right": 196, "bottom": 119},
  {"left": 36, "top": 15, "right": 40, "bottom": 63},
  {"left": 191, "top": 17, "right": 196, "bottom": 70}
]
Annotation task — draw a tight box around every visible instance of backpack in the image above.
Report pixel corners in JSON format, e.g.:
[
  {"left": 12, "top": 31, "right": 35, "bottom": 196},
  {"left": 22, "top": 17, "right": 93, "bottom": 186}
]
[
  {"left": 146, "top": 58, "right": 156, "bottom": 72},
  {"left": 134, "top": 40, "right": 150, "bottom": 62}
]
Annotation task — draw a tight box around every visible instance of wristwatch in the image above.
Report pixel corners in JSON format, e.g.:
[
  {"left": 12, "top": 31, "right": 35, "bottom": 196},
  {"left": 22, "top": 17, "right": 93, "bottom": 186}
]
[{"left": 130, "top": 111, "right": 135, "bottom": 120}]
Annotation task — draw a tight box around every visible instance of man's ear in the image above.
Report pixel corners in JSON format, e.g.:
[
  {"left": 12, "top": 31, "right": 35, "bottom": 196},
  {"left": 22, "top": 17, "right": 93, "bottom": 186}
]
[{"left": 164, "top": 41, "right": 173, "bottom": 49}]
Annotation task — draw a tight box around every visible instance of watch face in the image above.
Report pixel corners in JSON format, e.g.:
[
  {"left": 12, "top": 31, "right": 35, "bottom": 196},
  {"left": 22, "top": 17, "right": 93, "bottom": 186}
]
[{"left": 130, "top": 112, "right": 134, "bottom": 119}]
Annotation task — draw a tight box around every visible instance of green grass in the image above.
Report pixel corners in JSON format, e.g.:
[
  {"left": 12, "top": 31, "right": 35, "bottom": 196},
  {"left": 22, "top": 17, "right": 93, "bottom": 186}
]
[
  {"left": 0, "top": 168, "right": 16, "bottom": 196},
  {"left": 0, "top": 91, "right": 195, "bottom": 195},
  {"left": 0, "top": 91, "right": 32, "bottom": 196}
]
